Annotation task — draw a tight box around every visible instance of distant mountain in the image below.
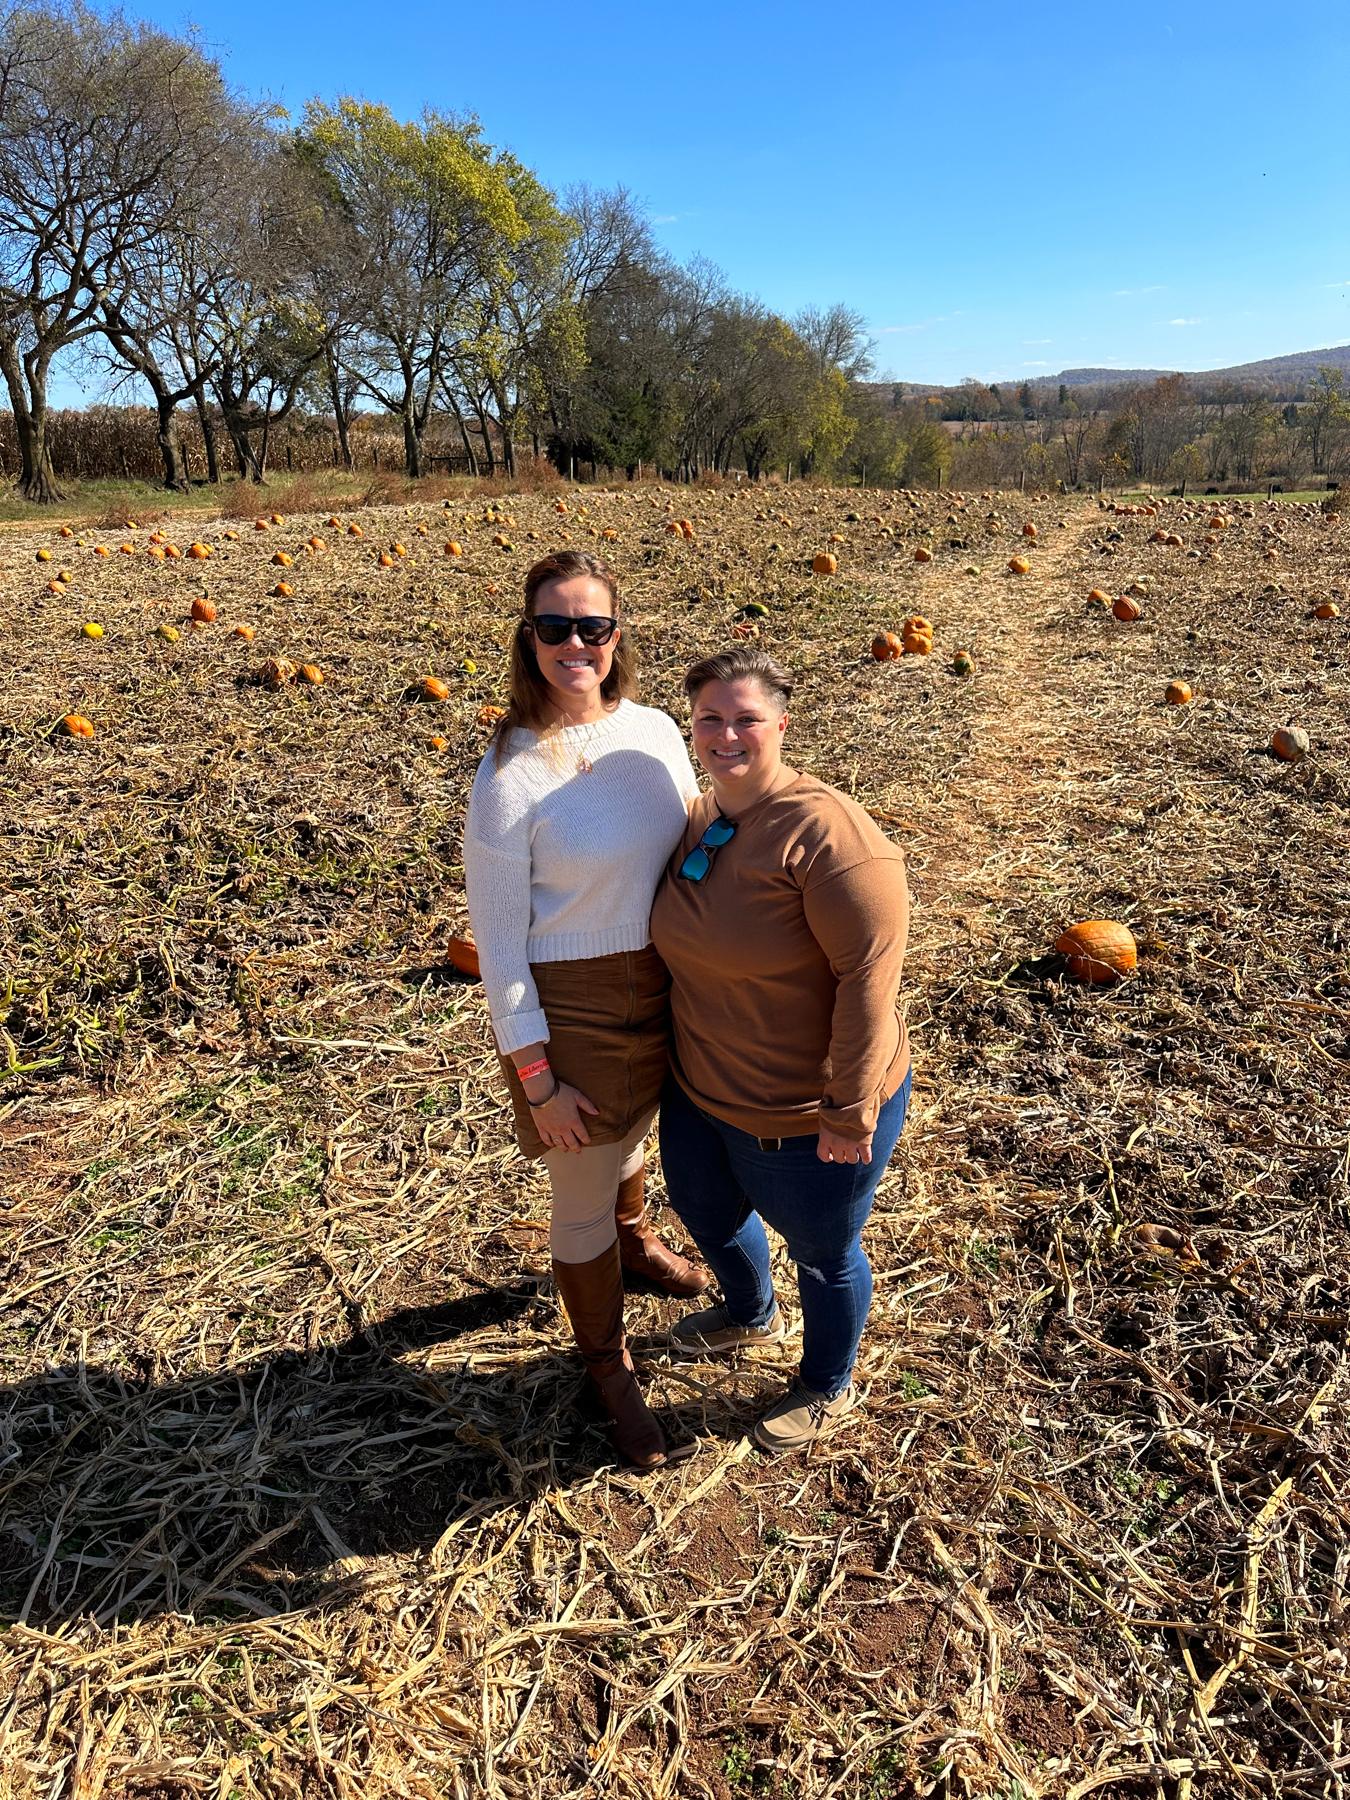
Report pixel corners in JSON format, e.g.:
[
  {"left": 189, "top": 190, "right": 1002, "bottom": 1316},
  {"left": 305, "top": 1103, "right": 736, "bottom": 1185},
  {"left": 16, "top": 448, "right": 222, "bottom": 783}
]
[
  {"left": 880, "top": 344, "right": 1350, "bottom": 399},
  {"left": 1054, "top": 345, "right": 1350, "bottom": 390}
]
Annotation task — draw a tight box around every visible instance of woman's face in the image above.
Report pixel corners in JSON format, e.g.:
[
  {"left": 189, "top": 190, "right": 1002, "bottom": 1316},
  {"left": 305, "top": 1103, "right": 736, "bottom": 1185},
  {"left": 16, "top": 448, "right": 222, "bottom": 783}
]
[
  {"left": 526, "top": 575, "right": 620, "bottom": 704},
  {"left": 690, "top": 677, "right": 787, "bottom": 787}
]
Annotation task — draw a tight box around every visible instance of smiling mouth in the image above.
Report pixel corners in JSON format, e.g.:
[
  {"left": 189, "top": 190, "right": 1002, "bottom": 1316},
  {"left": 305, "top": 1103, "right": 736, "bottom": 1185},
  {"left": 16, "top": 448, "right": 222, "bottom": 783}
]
[{"left": 558, "top": 658, "right": 595, "bottom": 670}]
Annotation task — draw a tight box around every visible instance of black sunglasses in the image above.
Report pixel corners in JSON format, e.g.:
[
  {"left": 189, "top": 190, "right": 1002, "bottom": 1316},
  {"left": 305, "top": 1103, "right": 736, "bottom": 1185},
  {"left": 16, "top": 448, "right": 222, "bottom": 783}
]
[
  {"left": 528, "top": 614, "right": 618, "bottom": 647},
  {"left": 678, "top": 814, "right": 737, "bottom": 882}
]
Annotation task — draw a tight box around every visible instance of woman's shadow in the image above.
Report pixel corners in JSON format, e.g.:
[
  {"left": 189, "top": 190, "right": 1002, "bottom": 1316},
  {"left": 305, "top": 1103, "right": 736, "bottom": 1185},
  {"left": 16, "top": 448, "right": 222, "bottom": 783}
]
[{"left": 2, "top": 1281, "right": 656, "bottom": 1629}]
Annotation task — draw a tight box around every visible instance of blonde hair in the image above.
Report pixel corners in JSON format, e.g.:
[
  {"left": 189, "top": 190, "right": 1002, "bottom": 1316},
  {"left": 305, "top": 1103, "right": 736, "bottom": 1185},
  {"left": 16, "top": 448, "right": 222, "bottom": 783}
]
[{"left": 493, "top": 551, "right": 638, "bottom": 764}]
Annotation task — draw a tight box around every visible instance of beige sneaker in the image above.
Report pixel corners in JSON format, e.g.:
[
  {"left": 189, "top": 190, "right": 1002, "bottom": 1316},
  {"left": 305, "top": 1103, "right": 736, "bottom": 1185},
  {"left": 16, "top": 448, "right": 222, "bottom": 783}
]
[
  {"left": 753, "top": 1380, "right": 856, "bottom": 1452},
  {"left": 670, "top": 1301, "right": 786, "bottom": 1358}
]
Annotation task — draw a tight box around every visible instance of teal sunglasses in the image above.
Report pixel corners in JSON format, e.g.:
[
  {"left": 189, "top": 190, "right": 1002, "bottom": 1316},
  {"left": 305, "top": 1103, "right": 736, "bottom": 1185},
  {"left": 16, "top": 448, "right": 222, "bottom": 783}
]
[{"left": 678, "top": 814, "right": 737, "bottom": 882}]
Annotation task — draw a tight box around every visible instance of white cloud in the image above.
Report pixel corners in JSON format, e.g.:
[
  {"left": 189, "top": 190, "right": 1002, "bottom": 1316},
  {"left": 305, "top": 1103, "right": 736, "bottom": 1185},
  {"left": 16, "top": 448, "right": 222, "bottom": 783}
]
[
  {"left": 1168, "top": 317, "right": 1204, "bottom": 326},
  {"left": 1113, "top": 285, "right": 1165, "bottom": 297},
  {"left": 1023, "top": 338, "right": 1052, "bottom": 345},
  {"left": 1021, "top": 360, "right": 1050, "bottom": 367},
  {"left": 1322, "top": 278, "right": 1350, "bottom": 288}
]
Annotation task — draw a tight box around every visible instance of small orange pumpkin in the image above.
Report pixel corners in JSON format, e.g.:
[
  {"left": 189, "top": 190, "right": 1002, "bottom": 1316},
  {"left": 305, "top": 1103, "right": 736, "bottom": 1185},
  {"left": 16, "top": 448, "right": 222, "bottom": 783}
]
[
  {"left": 419, "top": 675, "right": 451, "bottom": 701},
  {"left": 1008, "top": 554, "right": 1031, "bottom": 575},
  {"left": 60, "top": 712, "right": 95, "bottom": 738},
  {"left": 447, "top": 935, "right": 481, "bottom": 979},
  {"left": 1165, "top": 680, "right": 1193, "bottom": 705},
  {"left": 232, "top": 624, "right": 256, "bottom": 641},
  {"left": 190, "top": 596, "right": 216, "bottom": 622},
  {"left": 1112, "top": 596, "right": 1142, "bottom": 622},
  {"left": 812, "top": 552, "right": 838, "bottom": 576},
  {"left": 1055, "top": 920, "right": 1138, "bottom": 984},
  {"left": 296, "top": 663, "right": 324, "bottom": 685},
  {"left": 871, "top": 631, "right": 903, "bottom": 661},
  {"left": 1313, "top": 601, "right": 1340, "bottom": 619},
  {"left": 1271, "top": 726, "right": 1309, "bottom": 763},
  {"left": 444, "top": 541, "right": 463, "bottom": 556},
  {"left": 913, "top": 546, "right": 932, "bottom": 563}
]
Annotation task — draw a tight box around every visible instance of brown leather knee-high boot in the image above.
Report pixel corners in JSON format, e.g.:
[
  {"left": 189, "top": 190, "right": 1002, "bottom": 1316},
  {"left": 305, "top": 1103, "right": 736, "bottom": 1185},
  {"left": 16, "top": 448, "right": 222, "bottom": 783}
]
[
  {"left": 551, "top": 1240, "right": 667, "bottom": 1469},
  {"left": 614, "top": 1164, "right": 711, "bottom": 1299}
]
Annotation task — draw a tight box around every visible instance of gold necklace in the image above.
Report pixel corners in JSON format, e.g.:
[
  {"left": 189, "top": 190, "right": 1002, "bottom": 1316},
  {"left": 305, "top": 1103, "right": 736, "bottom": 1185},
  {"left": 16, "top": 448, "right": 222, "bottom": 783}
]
[{"left": 562, "top": 711, "right": 607, "bottom": 774}]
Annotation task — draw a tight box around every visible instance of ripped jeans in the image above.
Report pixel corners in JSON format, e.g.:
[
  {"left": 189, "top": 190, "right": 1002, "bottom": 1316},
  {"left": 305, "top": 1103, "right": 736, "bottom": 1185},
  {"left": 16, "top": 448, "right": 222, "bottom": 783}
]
[{"left": 658, "top": 1071, "right": 912, "bottom": 1398}]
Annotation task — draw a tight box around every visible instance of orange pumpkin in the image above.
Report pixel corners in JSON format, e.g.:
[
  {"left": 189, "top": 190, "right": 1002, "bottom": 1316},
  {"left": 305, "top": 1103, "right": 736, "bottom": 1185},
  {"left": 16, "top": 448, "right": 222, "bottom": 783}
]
[
  {"left": 271, "top": 550, "right": 292, "bottom": 567},
  {"left": 1008, "top": 554, "right": 1031, "bottom": 575},
  {"left": 232, "top": 624, "right": 256, "bottom": 641},
  {"left": 1112, "top": 596, "right": 1142, "bottom": 622},
  {"left": 296, "top": 663, "right": 325, "bottom": 685},
  {"left": 1021, "top": 522, "right": 1037, "bottom": 539},
  {"left": 60, "top": 712, "right": 95, "bottom": 738},
  {"left": 187, "top": 541, "right": 211, "bottom": 560},
  {"left": 447, "top": 935, "right": 481, "bottom": 979},
  {"left": 871, "top": 631, "right": 903, "bottom": 661},
  {"left": 273, "top": 581, "right": 295, "bottom": 598},
  {"left": 812, "top": 552, "right": 838, "bottom": 576},
  {"left": 902, "top": 631, "right": 933, "bottom": 656},
  {"left": 913, "top": 546, "right": 933, "bottom": 563},
  {"left": 419, "top": 675, "right": 451, "bottom": 701},
  {"left": 190, "top": 596, "right": 216, "bottom": 623},
  {"left": 378, "top": 551, "right": 397, "bottom": 568},
  {"left": 1313, "top": 601, "right": 1340, "bottom": 619},
  {"left": 1271, "top": 726, "right": 1309, "bottom": 763},
  {"left": 1055, "top": 920, "right": 1138, "bottom": 984},
  {"left": 1165, "top": 680, "right": 1193, "bottom": 705},
  {"left": 444, "top": 541, "right": 463, "bottom": 556},
  {"left": 477, "top": 703, "right": 507, "bottom": 726},
  {"left": 1086, "top": 588, "right": 1111, "bottom": 607}
]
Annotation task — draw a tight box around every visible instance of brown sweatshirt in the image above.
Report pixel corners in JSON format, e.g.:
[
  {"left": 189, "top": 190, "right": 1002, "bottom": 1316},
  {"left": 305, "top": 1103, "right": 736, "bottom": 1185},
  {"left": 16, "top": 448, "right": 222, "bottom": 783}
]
[{"left": 649, "top": 771, "right": 910, "bottom": 1140}]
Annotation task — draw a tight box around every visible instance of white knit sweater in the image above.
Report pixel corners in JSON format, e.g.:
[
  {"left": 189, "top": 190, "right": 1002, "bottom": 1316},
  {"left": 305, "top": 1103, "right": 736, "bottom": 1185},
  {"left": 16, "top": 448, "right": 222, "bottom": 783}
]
[{"left": 464, "top": 700, "right": 701, "bottom": 1055}]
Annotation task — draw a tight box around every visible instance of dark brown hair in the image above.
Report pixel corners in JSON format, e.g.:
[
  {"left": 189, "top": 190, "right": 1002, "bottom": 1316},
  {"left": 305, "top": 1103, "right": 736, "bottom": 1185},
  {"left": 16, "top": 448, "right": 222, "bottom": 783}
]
[
  {"left": 684, "top": 646, "right": 794, "bottom": 711},
  {"left": 493, "top": 550, "right": 639, "bottom": 762}
]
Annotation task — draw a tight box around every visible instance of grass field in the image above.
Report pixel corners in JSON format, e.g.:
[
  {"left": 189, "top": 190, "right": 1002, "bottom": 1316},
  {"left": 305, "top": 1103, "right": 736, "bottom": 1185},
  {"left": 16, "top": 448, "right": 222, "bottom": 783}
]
[{"left": 1, "top": 484, "right": 1346, "bottom": 1799}]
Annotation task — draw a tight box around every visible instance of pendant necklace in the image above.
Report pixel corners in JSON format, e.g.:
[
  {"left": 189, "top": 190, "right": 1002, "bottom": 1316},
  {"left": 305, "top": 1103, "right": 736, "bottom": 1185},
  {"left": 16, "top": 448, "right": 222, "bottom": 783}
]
[{"left": 571, "top": 716, "right": 604, "bottom": 774}]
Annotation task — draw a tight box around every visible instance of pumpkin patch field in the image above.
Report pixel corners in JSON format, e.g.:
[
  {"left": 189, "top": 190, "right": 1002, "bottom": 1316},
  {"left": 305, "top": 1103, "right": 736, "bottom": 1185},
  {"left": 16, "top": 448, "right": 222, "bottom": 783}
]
[{"left": 1, "top": 483, "right": 1347, "bottom": 1798}]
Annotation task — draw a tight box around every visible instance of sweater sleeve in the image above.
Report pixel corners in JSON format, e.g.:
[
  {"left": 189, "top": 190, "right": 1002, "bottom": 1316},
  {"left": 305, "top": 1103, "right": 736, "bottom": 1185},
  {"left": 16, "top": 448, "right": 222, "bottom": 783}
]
[
  {"left": 800, "top": 852, "right": 910, "bottom": 1139},
  {"left": 463, "top": 759, "right": 549, "bottom": 1056}
]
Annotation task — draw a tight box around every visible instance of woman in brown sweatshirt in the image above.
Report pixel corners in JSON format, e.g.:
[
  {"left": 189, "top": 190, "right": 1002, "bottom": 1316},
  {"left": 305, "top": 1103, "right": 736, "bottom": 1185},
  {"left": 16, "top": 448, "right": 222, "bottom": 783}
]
[{"left": 649, "top": 646, "right": 911, "bottom": 1452}]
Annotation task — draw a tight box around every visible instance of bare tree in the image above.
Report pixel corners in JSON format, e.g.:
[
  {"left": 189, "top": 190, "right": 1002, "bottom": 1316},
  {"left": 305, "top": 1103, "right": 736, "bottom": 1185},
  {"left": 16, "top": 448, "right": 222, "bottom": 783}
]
[{"left": 0, "top": 4, "right": 230, "bottom": 499}]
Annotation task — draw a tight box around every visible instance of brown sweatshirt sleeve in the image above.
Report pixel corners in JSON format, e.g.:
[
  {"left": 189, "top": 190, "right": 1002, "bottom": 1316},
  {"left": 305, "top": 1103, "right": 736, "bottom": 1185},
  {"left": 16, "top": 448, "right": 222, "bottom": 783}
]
[{"left": 800, "top": 851, "right": 910, "bottom": 1139}]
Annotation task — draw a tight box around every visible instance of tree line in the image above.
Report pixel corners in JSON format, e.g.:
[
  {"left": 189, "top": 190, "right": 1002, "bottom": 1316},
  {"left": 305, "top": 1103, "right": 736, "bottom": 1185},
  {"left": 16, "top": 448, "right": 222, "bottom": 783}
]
[{"left": 0, "top": 3, "right": 910, "bottom": 501}]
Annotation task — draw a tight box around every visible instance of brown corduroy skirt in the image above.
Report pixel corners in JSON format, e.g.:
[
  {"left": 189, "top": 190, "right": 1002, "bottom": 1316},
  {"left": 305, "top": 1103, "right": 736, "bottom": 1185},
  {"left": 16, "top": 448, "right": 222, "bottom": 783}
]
[{"left": 499, "top": 946, "right": 672, "bottom": 1161}]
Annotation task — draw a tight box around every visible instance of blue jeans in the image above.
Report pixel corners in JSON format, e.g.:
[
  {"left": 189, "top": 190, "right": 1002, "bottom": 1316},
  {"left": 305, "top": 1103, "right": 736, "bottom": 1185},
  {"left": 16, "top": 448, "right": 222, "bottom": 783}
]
[{"left": 658, "top": 1071, "right": 912, "bottom": 1398}]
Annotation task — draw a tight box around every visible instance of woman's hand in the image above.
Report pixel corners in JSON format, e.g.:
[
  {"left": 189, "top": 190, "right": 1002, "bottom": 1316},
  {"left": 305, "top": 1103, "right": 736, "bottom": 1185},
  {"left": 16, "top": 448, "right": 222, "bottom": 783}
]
[
  {"left": 817, "top": 1123, "right": 873, "bottom": 1166},
  {"left": 532, "top": 1081, "right": 600, "bottom": 1152}
]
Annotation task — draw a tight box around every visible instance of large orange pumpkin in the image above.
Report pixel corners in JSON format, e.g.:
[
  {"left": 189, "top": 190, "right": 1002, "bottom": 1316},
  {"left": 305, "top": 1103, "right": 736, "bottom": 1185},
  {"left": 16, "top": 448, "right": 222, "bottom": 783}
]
[
  {"left": 190, "top": 596, "right": 216, "bottom": 622},
  {"left": 1055, "top": 920, "right": 1138, "bottom": 984},
  {"left": 871, "top": 631, "right": 903, "bottom": 661},
  {"left": 812, "top": 552, "right": 838, "bottom": 576},
  {"left": 1112, "top": 596, "right": 1142, "bottom": 622},
  {"left": 447, "top": 935, "right": 481, "bottom": 979}
]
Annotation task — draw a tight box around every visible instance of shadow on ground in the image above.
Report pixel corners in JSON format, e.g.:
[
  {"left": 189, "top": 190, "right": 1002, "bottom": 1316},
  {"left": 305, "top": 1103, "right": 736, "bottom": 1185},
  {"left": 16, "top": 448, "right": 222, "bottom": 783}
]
[{"left": 1, "top": 1281, "right": 708, "bottom": 1629}]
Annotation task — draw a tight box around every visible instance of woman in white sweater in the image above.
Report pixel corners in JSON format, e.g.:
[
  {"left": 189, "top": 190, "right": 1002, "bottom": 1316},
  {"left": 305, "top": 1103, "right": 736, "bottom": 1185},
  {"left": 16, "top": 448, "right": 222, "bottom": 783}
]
[{"left": 464, "top": 550, "right": 709, "bottom": 1469}]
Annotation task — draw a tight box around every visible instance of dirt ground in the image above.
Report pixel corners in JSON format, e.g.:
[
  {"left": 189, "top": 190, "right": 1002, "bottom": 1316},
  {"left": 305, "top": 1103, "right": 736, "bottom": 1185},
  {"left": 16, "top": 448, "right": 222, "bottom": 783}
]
[{"left": 1, "top": 484, "right": 1347, "bottom": 1799}]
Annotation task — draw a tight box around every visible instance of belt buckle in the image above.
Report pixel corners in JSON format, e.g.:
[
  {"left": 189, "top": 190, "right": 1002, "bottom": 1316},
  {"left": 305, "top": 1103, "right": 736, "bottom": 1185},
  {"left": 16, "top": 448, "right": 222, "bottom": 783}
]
[{"left": 757, "top": 1136, "right": 781, "bottom": 1152}]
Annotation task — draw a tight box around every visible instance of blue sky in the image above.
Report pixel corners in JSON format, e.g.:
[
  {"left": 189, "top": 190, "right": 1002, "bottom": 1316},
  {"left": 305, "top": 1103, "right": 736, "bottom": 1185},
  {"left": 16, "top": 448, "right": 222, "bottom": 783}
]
[{"left": 50, "top": 0, "right": 1350, "bottom": 402}]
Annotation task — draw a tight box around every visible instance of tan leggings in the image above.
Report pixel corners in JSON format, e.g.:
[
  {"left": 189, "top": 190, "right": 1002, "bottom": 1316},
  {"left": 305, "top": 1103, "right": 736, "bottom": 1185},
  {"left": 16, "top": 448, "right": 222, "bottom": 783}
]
[{"left": 544, "top": 1113, "right": 653, "bottom": 1263}]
